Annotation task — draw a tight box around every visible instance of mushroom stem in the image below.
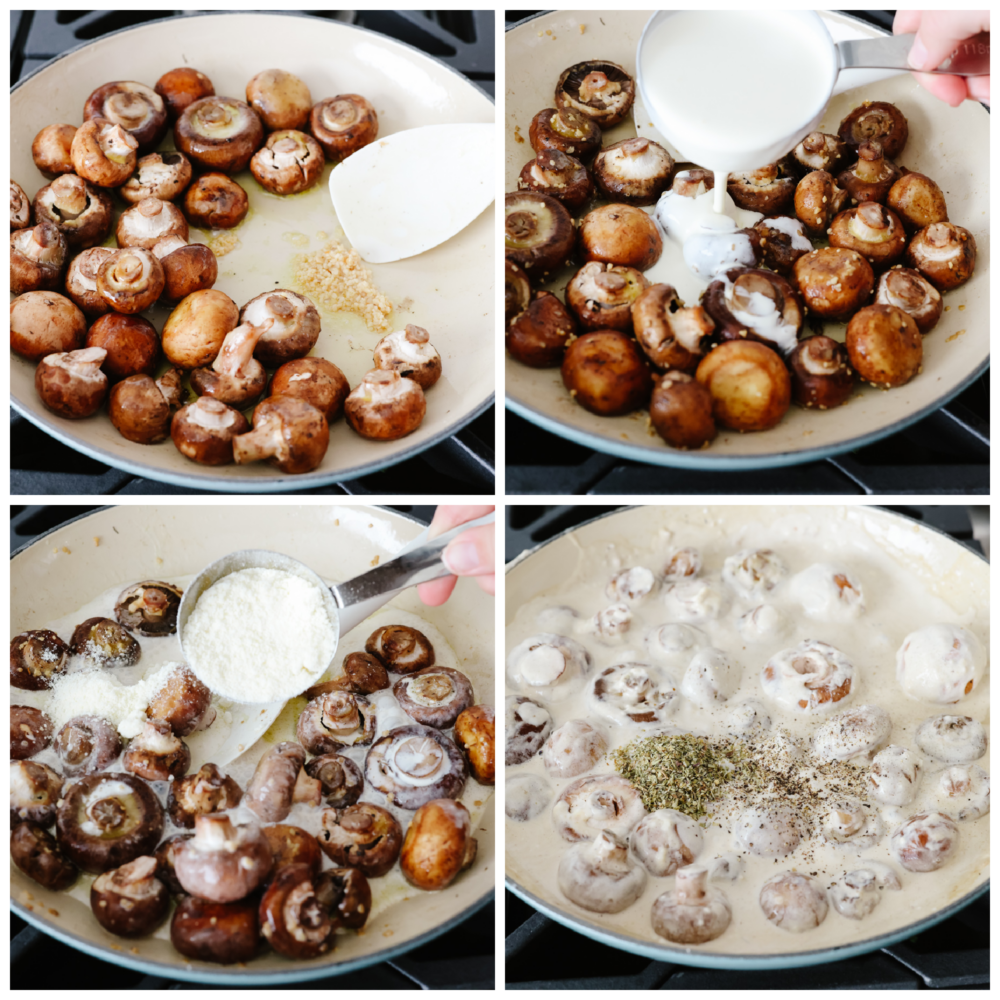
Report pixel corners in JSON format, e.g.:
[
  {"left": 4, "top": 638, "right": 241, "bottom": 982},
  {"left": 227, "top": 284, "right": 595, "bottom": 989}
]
[
  {"left": 212, "top": 319, "right": 274, "bottom": 376},
  {"left": 674, "top": 864, "right": 709, "bottom": 905}
]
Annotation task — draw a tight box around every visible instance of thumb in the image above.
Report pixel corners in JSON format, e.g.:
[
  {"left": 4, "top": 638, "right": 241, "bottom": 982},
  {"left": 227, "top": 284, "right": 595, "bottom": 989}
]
[
  {"left": 903, "top": 11, "right": 990, "bottom": 71},
  {"left": 442, "top": 524, "right": 494, "bottom": 577}
]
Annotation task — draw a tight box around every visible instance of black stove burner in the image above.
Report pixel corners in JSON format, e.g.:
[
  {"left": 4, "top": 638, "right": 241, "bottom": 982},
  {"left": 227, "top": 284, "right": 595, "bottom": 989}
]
[
  {"left": 504, "top": 504, "right": 989, "bottom": 990},
  {"left": 10, "top": 10, "right": 494, "bottom": 496},
  {"left": 9, "top": 503, "right": 494, "bottom": 989}
]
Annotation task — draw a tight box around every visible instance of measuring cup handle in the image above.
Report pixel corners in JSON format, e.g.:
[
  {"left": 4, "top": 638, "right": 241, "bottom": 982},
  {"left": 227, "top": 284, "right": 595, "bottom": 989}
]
[
  {"left": 837, "top": 32, "right": 990, "bottom": 76},
  {"left": 329, "top": 511, "right": 495, "bottom": 624}
]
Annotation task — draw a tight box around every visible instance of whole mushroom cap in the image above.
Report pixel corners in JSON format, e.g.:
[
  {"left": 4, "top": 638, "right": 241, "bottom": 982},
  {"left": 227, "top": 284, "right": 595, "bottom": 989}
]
[
  {"left": 161, "top": 288, "right": 239, "bottom": 369},
  {"left": 11, "top": 290, "right": 87, "bottom": 362},
  {"left": 269, "top": 357, "right": 350, "bottom": 423},
  {"left": 32, "top": 123, "right": 78, "bottom": 178},
  {"left": 247, "top": 69, "right": 313, "bottom": 132},
  {"left": 174, "top": 97, "right": 264, "bottom": 174},
  {"left": 309, "top": 94, "right": 378, "bottom": 160},
  {"left": 345, "top": 370, "right": 427, "bottom": 441}
]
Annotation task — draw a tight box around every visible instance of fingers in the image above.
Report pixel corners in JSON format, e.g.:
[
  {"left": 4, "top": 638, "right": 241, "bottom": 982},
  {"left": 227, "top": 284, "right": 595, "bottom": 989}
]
[
  {"left": 418, "top": 505, "right": 496, "bottom": 607},
  {"left": 442, "top": 524, "right": 495, "bottom": 576},
  {"left": 417, "top": 576, "right": 458, "bottom": 607},
  {"left": 902, "top": 11, "right": 990, "bottom": 71},
  {"left": 911, "top": 71, "right": 971, "bottom": 107},
  {"left": 426, "top": 504, "right": 495, "bottom": 540},
  {"left": 967, "top": 76, "right": 990, "bottom": 105}
]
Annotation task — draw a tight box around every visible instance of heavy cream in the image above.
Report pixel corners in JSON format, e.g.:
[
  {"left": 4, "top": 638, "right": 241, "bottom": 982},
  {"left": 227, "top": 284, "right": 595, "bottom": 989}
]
[{"left": 505, "top": 507, "right": 990, "bottom": 958}]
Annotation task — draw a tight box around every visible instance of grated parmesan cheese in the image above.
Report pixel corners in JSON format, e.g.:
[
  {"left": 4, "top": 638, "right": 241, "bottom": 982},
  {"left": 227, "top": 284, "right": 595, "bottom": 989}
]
[
  {"left": 183, "top": 568, "right": 337, "bottom": 704},
  {"left": 292, "top": 239, "right": 393, "bottom": 332}
]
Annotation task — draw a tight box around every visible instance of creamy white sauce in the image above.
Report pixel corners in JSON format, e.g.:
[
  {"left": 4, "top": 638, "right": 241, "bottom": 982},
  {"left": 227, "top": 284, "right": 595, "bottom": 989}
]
[{"left": 505, "top": 509, "right": 989, "bottom": 956}]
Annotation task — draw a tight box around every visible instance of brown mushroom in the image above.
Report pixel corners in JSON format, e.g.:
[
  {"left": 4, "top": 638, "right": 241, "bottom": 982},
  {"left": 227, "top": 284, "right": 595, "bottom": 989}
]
[
  {"left": 183, "top": 172, "right": 249, "bottom": 230},
  {"left": 365, "top": 625, "right": 435, "bottom": 674},
  {"left": 505, "top": 258, "right": 532, "bottom": 330},
  {"left": 145, "top": 663, "right": 215, "bottom": 733},
  {"left": 86, "top": 312, "right": 160, "bottom": 381},
  {"left": 703, "top": 267, "right": 804, "bottom": 355},
  {"left": 31, "top": 123, "right": 78, "bottom": 177},
  {"left": 11, "top": 180, "right": 32, "bottom": 232},
  {"left": 305, "top": 753, "right": 365, "bottom": 807},
  {"left": 518, "top": 149, "right": 593, "bottom": 210},
  {"left": 505, "top": 695, "right": 554, "bottom": 766},
  {"left": 174, "top": 96, "right": 264, "bottom": 173},
  {"left": 371, "top": 324, "right": 442, "bottom": 390},
  {"left": 119, "top": 150, "right": 193, "bottom": 204},
  {"left": 400, "top": 799, "right": 477, "bottom": 891},
  {"left": 297, "top": 691, "right": 377, "bottom": 753},
  {"left": 246, "top": 68, "right": 312, "bottom": 131},
  {"left": 333, "top": 652, "right": 391, "bottom": 694},
  {"left": 53, "top": 715, "right": 123, "bottom": 775},
  {"left": 155, "top": 240, "right": 218, "bottom": 303},
  {"left": 56, "top": 772, "right": 164, "bottom": 874},
  {"left": 168, "top": 763, "right": 242, "bottom": 829},
  {"left": 11, "top": 221, "right": 69, "bottom": 295},
  {"left": 10, "top": 629, "right": 70, "bottom": 691},
  {"left": 70, "top": 616, "right": 140, "bottom": 668},
  {"left": 114, "top": 580, "right": 184, "bottom": 640},
  {"left": 11, "top": 760, "right": 65, "bottom": 827},
  {"left": 562, "top": 330, "right": 653, "bottom": 416},
  {"left": 905, "top": 222, "right": 977, "bottom": 291},
  {"left": 240, "top": 288, "right": 321, "bottom": 367},
  {"left": 837, "top": 140, "right": 900, "bottom": 205},
  {"left": 171, "top": 397, "right": 250, "bottom": 465},
  {"left": 828, "top": 202, "right": 907, "bottom": 271},
  {"left": 261, "top": 825, "right": 323, "bottom": 880},
  {"left": 838, "top": 101, "right": 908, "bottom": 159},
  {"left": 11, "top": 706, "right": 55, "bottom": 760},
  {"left": 631, "top": 283, "right": 713, "bottom": 372},
  {"left": 70, "top": 118, "right": 139, "bottom": 187},
  {"left": 269, "top": 357, "right": 350, "bottom": 423},
  {"left": 788, "top": 336, "right": 854, "bottom": 409},
  {"left": 259, "top": 863, "right": 339, "bottom": 959},
  {"left": 565, "top": 261, "right": 649, "bottom": 333},
  {"left": 727, "top": 161, "right": 797, "bottom": 214},
  {"left": 555, "top": 60, "right": 635, "bottom": 129},
  {"left": 793, "top": 247, "right": 874, "bottom": 321},
  {"left": 245, "top": 742, "right": 308, "bottom": 823},
  {"left": 10, "top": 821, "right": 78, "bottom": 891},
  {"left": 649, "top": 372, "right": 717, "bottom": 449},
  {"left": 233, "top": 395, "right": 329, "bottom": 473},
  {"left": 652, "top": 864, "right": 732, "bottom": 944},
  {"left": 108, "top": 369, "right": 182, "bottom": 444},
  {"left": 593, "top": 137, "right": 674, "bottom": 206},
  {"left": 394, "top": 667, "right": 475, "bottom": 729},
  {"left": 791, "top": 131, "right": 850, "bottom": 176},
  {"left": 696, "top": 340, "right": 791, "bottom": 432},
  {"left": 529, "top": 107, "right": 602, "bottom": 159},
  {"left": 35, "top": 346, "right": 109, "bottom": 419},
  {"left": 153, "top": 833, "right": 192, "bottom": 895},
  {"left": 846, "top": 303, "right": 922, "bottom": 388},
  {"left": 875, "top": 267, "right": 943, "bottom": 334},
  {"left": 90, "top": 855, "right": 170, "bottom": 938},
  {"left": 793, "top": 169, "right": 848, "bottom": 237},
  {"left": 318, "top": 803, "right": 403, "bottom": 877},
  {"left": 161, "top": 287, "right": 239, "bottom": 369},
  {"left": 309, "top": 94, "right": 378, "bottom": 160},
  {"left": 171, "top": 894, "right": 261, "bottom": 964},
  {"left": 504, "top": 191, "right": 575, "bottom": 278},
  {"left": 84, "top": 81, "right": 168, "bottom": 153},
  {"left": 506, "top": 289, "right": 577, "bottom": 368},
  {"left": 65, "top": 247, "right": 115, "bottom": 317},
  {"left": 345, "top": 370, "right": 426, "bottom": 441},
  {"left": 578, "top": 203, "right": 663, "bottom": 270},
  {"left": 174, "top": 812, "right": 273, "bottom": 902},
  {"left": 116, "top": 197, "right": 188, "bottom": 250},
  {"left": 250, "top": 129, "right": 325, "bottom": 195},
  {"left": 33, "top": 174, "right": 113, "bottom": 249},
  {"left": 97, "top": 248, "right": 165, "bottom": 314},
  {"left": 190, "top": 319, "right": 271, "bottom": 408},
  {"left": 364, "top": 724, "right": 468, "bottom": 811},
  {"left": 886, "top": 169, "right": 949, "bottom": 235},
  {"left": 123, "top": 718, "right": 191, "bottom": 781},
  {"left": 753, "top": 215, "right": 813, "bottom": 276},
  {"left": 453, "top": 705, "right": 495, "bottom": 785},
  {"left": 155, "top": 67, "right": 215, "bottom": 121}
]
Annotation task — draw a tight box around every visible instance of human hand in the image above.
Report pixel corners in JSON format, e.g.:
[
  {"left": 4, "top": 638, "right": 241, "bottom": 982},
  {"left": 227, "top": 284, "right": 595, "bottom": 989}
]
[
  {"left": 417, "top": 505, "right": 495, "bottom": 606},
  {"left": 894, "top": 10, "right": 990, "bottom": 107}
]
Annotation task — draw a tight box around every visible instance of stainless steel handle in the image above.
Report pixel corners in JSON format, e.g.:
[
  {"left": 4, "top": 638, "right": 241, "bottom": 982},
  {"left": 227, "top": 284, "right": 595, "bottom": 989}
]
[
  {"left": 330, "top": 511, "right": 495, "bottom": 610},
  {"left": 837, "top": 32, "right": 990, "bottom": 75}
]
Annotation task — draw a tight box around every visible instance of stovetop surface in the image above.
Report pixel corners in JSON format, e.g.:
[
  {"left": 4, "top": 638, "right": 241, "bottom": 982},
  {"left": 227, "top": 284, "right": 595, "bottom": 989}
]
[{"left": 10, "top": 10, "right": 495, "bottom": 496}]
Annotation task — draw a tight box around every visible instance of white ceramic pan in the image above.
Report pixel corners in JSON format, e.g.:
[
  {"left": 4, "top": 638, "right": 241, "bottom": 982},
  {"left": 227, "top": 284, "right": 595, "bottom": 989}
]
[
  {"left": 505, "top": 505, "right": 989, "bottom": 970},
  {"left": 11, "top": 13, "right": 494, "bottom": 492},
  {"left": 11, "top": 505, "right": 494, "bottom": 984},
  {"left": 505, "top": 11, "right": 989, "bottom": 470}
]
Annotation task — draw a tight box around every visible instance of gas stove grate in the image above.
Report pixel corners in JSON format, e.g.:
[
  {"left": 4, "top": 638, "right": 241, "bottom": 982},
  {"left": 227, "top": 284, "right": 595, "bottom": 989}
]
[
  {"left": 504, "top": 504, "right": 989, "bottom": 989},
  {"left": 10, "top": 9, "right": 494, "bottom": 496}
]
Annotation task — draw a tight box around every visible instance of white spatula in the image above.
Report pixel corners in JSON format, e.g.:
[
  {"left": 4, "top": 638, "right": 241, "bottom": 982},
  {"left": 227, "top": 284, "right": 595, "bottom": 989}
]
[{"left": 328, "top": 122, "right": 495, "bottom": 263}]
